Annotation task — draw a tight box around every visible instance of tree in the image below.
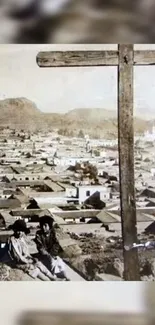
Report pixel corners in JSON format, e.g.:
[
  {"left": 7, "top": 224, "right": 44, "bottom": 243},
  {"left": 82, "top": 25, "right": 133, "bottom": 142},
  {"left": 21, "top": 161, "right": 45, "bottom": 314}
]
[
  {"left": 83, "top": 162, "right": 98, "bottom": 180},
  {"left": 58, "top": 128, "right": 65, "bottom": 136},
  {"left": 75, "top": 162, "right": 81, "bottom": 171},
  {"left": 58, "top": 128, "right": 68, "bottom": 136},
  {"left": 58, "top": 128, "right": 75, "bottom": 137},
  {"left": 88, "top": 164, "right": 98, "bottom": 180},
  {"left": 93, "top": 149, "right": 100, "bottom": 156},
  {"left": 26, "top": 152, "right": 32, "bottom": 158},
  {"left": 69, "top": 130, "right": 74, "bottom": 137},
  {"left": 78, "top": 130, "right": 84, "bottom": 138}
]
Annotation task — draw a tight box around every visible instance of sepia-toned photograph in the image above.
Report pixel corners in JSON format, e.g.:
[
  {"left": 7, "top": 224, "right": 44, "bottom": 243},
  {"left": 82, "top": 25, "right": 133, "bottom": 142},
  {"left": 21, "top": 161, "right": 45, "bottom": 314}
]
[{"left": 0, "top": 44, "right": 155, "bottom": 281}]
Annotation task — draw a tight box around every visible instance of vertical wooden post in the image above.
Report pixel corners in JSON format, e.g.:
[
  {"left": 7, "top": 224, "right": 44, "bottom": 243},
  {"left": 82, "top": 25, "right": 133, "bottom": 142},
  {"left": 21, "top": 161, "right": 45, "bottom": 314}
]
[{"left": 118, "top": 44, "right": 140, "bottom": 280}]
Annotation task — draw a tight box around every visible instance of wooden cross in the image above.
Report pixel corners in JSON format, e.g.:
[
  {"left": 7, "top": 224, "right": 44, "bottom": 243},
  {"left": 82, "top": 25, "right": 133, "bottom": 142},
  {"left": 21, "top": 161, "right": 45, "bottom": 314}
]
[{"left": 36, "top": 44, "right": 155, "bottom": 281}]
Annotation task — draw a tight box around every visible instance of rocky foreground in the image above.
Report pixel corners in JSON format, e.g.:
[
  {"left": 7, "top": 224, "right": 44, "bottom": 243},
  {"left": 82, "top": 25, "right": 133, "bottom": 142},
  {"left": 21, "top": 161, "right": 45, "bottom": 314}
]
[{"left": 67, "top": 232, "right": 155, "bottom": 281}]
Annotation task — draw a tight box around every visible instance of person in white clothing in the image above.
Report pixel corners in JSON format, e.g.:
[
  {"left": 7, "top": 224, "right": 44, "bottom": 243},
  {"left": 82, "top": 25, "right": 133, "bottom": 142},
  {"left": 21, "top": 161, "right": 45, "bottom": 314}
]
[
  {"left": 35, "top": 215, "right": 70, "bottom": 280},
  {"left": 0, "top": 219, "right": 61, "bottom": 281}
]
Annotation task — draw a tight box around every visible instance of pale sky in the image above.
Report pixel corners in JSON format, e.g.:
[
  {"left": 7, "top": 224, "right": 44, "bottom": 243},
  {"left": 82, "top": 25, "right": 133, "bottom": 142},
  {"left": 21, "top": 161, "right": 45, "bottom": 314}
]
[{"left": 0, "top": 44, "right": 155, "bottom": 117}]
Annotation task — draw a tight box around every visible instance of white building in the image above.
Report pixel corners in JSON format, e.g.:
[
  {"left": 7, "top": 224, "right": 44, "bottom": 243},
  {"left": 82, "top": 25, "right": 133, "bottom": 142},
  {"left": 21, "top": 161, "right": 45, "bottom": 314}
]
[
  {"left": 77, "top": 185, "right": 111, "bottom": 204},
  {"left": 151, "top": 168, "right": 155, "bottom": 177},
  {"left": 65, "top": 186, "right": 77, "bottom": 198},
  {"left": 144, "top": 126, "right": 155, "bottom": 141},
  {"left": 53, "top": 157, "right": 98, "bottom": 167}
]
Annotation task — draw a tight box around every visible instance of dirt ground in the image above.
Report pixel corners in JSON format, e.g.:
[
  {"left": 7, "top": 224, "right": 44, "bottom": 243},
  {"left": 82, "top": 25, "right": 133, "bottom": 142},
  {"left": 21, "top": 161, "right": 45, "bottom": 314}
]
[
  {"left": 68, "top": 231, "right": 155, "bottom": 281},
  {"left": 0, "top": 263, "right": 38, "bottom": 281},
  {"left": 1, "top": 225, "right": 155, "bottom": 281}
]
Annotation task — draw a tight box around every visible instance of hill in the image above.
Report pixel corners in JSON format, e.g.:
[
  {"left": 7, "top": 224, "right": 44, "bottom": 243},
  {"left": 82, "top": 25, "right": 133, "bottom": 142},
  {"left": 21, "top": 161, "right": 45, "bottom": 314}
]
[
  {"left": 49, "top": 108, "right": 148, "bottom": 139},
  {"left": 0, "top": 98, "right": 150, "bottom": 138},
  {"left": 65, "top": 108, "right": 117, "bottom": 121},
  {"left": 0, "top": 98, "right": 46, "bottom": 131}
]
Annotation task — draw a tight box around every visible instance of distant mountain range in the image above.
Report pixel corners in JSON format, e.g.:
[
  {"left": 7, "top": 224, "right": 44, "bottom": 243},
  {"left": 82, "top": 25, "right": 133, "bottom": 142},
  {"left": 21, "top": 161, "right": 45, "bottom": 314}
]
[{"left": 0, "top": 97, "right": 153, "bottom": 138}]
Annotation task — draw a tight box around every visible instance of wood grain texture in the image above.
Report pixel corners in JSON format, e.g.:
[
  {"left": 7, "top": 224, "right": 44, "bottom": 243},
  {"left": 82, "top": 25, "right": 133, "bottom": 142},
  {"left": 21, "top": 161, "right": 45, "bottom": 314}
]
[
  {"left": 37, "top": 50, "right": 155, "bottom": 67},
  {"left": 134, "top": 50, "right": 155, "bottom": 65},
  {"left": 118, "top": 44, "right": 139, "bottom": 281},
  {"left": 36, "top": 50, "right": 118, "bottom": 67}
]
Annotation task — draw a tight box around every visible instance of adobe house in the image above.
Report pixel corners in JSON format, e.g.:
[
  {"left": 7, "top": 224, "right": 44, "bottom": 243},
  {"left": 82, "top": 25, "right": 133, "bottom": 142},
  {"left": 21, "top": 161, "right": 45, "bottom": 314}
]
[
  {"left": 1, "top": 175, "right": 10, "bottom": 183},
  {"left": 8, "top": 193, "right": 30, "bottom": 209},
  {"left": 144, "top": 221, "right": 155, "bottom": 235},
  {"left": 146, "top": 199, "right": 155, "bottom": 207},
  {"left": 140, "top": 188, "right": 155, "bottom": 198},
  {"left": 84, "top": 191, "right": 106, "bottom": 209},
  {"left": 77, "top": 185, "right": 111, "bottom": 204},
  {"left": 0, "top": 195, "right": 25, "bottom": 209},
  {"left": 58, "top": 182, "right": 77, "bottom": 197},
  {"left": 27, "top": 198, "right": 40, "bottom": 210}
]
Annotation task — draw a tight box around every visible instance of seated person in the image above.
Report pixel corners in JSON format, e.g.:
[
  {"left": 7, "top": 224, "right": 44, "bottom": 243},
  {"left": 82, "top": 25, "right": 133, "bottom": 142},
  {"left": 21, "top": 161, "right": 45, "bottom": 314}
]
[
  {"left": 35, "top": 215, "right": 70, "bottom": 281},
  {"left": 0, "top": 219, "right": 61, "bottom": 281}
]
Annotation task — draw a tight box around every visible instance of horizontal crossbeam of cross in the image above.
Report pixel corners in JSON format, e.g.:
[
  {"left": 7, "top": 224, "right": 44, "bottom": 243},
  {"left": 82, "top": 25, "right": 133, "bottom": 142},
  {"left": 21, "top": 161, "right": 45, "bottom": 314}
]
[{"left": 37, "top": 50, "right": 155, "bottom": 67}]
